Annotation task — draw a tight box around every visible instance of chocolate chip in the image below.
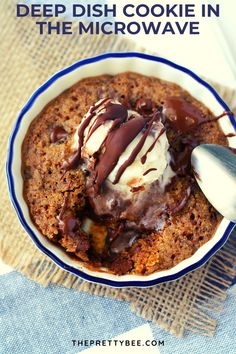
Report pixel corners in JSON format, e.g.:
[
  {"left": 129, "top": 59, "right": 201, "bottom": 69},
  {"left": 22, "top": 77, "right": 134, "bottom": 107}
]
[
  {"left": 135, "top": 98, "right": 154, "bottom": 114},
  {"left": 109, "top": 229, "right": 139, "bottom": 254},
  {"left": 23, "top": 166, "right": 32, "bottom": 180},
  {"left": 50, "top": 126, "right": 68, "bottom": 143}
]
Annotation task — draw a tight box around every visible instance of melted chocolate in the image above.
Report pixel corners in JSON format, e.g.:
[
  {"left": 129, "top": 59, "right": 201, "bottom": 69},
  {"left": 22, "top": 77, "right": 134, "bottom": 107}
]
[
  {"left": 135, "top": 98, "right": 154, "bottom": 114},
  {"left": 86, "top": 101, "right": 128, "bottom": 141},
  {"left": 62, "top": 151, "right": 81, "bottom": 171},
  {"left": 62, "top": 98, "right": 109, "bottom": 171},
  {"left": 163, "top": 96, "right": 233, "bottom": 135},
  {"left": 59, "top": 213, "right": 80, "bottom": 236},
  {"left": 226, "top": 133, "right": 236, "bottom": 138},
  {"left": 63, "top": 99, "right": 163, "bottom": 194},
  {"left": 141, "top": 127, "right": 165, "bottom": 164},
  {"left": 87, "top": 179, "right": 169, "bottom": 232},
  {"left": 113, "top": 111, "right": 161, "bottom": 184},
  {"left": 143, "top": 168, "right": 157, "bottom": 176},
  {"left": 59, "top": 96, "right": 232, "bottom": 265},
  {"left": 104, "top": 223, "right": 140, "bottom": 255},
  {"left": 58, "top": 194, "right": 80, "bottom": 236},
  {"left": 57, "top": 194, "right": 89, "bottom": 252},
  {"left": 58, "top": 194, "right": 78, "bottom": 234},
  {"left": 170, "top": 136, "right": 199, "bottom": 175},
  {"left": 163, "top": 96, "right": 205, "bottom": 133},
  {"left": 87, "top": 183, "right": 130, "bottom": 219},
  {"left": 62, "top": 99, "right": 129, "bottom": 176},
  {"left": 163, "top": 98, "right": 233, "bottom": 175},
  {"left": 50, "top": 126, "right": 67, "bottom": 143},
  {"left": 93, "top": 115, "right": 146, "bottom": 192},
  {"left": 109, "top": 229, "right": 139, "bottom": 254}
]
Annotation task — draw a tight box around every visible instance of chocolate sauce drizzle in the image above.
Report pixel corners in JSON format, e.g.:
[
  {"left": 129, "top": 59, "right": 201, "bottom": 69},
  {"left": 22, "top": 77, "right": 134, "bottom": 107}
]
[
  {"left": 141, "top": 127, "right": 165, "bottom": 164},
  {"left": 58, "top": 194, "right": 77, "bottom": 236},
  {"left": 94, "top": 115, "right": 146, "bottom": 192},
  {"left": 62, "top": 98, "right": 109, "bottom": 171},
  {"left": 143, "top": 168, "right": 157, "bottom": 176},
  {"left": 198, "top": 110, "right": 233, "bottom": 126},
  {"left": 57, "top": 194, "right": 80, "bottom": 236},
  {"left": 112, "top": 111, "right": 161, "bottom": 185},
  {"left": 226, "top": 133, "right": 236, "bottom": 138},
  {"left": 86, "top": 101, "right": 128, "bottom": 142}
]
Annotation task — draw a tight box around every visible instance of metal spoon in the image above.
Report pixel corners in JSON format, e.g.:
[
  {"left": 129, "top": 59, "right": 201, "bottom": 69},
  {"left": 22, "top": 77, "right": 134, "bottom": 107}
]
[{"left": 191, "top": 144, "right": 236, "bottom": 222}]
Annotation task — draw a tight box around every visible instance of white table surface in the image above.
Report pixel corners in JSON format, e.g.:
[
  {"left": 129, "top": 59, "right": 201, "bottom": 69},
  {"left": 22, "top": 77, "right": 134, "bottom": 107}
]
[{"left": 113, "top": 0, "right": 236, "bottom": 89}]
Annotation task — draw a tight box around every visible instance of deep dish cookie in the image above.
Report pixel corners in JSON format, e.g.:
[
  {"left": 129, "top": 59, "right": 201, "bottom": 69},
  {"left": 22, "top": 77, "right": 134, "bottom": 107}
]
[{"left": 22, "top": 72, "right": 227, "bottom": 275}]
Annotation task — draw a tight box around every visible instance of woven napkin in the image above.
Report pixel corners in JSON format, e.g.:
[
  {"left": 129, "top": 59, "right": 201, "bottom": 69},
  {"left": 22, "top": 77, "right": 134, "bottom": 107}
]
[{"left": 1, "top": 1, "right": 236, "bottom": 337}]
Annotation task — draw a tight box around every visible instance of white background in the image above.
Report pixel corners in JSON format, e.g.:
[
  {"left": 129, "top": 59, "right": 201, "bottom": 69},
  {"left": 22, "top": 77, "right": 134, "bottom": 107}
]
[{"left": 109, "top": 0, "right": 236, "bottom": 88}]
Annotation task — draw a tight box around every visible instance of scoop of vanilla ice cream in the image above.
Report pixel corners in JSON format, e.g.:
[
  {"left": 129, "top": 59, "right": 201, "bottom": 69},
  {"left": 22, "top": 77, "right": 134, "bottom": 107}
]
[
  {"left": 108, "top": 119, "right": 174, "bottom": 192},
  {"left": 73, "top": 99, "right": 174, "bottom": 195},
  {"left": 72, "top": 100, "right": 114, "bottom": 154}
]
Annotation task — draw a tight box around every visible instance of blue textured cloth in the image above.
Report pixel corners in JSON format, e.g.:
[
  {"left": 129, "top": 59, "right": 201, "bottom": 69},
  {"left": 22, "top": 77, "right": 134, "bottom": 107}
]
[{"left": 1, "top": 271, "right": 236, "bottom": 354}]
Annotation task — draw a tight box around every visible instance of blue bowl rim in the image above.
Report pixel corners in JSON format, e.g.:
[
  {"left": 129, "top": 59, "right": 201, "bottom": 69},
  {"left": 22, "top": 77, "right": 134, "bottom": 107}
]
[{"left": 6, "top": 51, "right": 236, "bottom": 288}]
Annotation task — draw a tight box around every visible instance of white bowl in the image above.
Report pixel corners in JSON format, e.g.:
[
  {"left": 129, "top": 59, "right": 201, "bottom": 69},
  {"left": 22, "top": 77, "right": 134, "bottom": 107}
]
[{"left": 6, "top": 52, "right": 236, "bottom": 288}]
